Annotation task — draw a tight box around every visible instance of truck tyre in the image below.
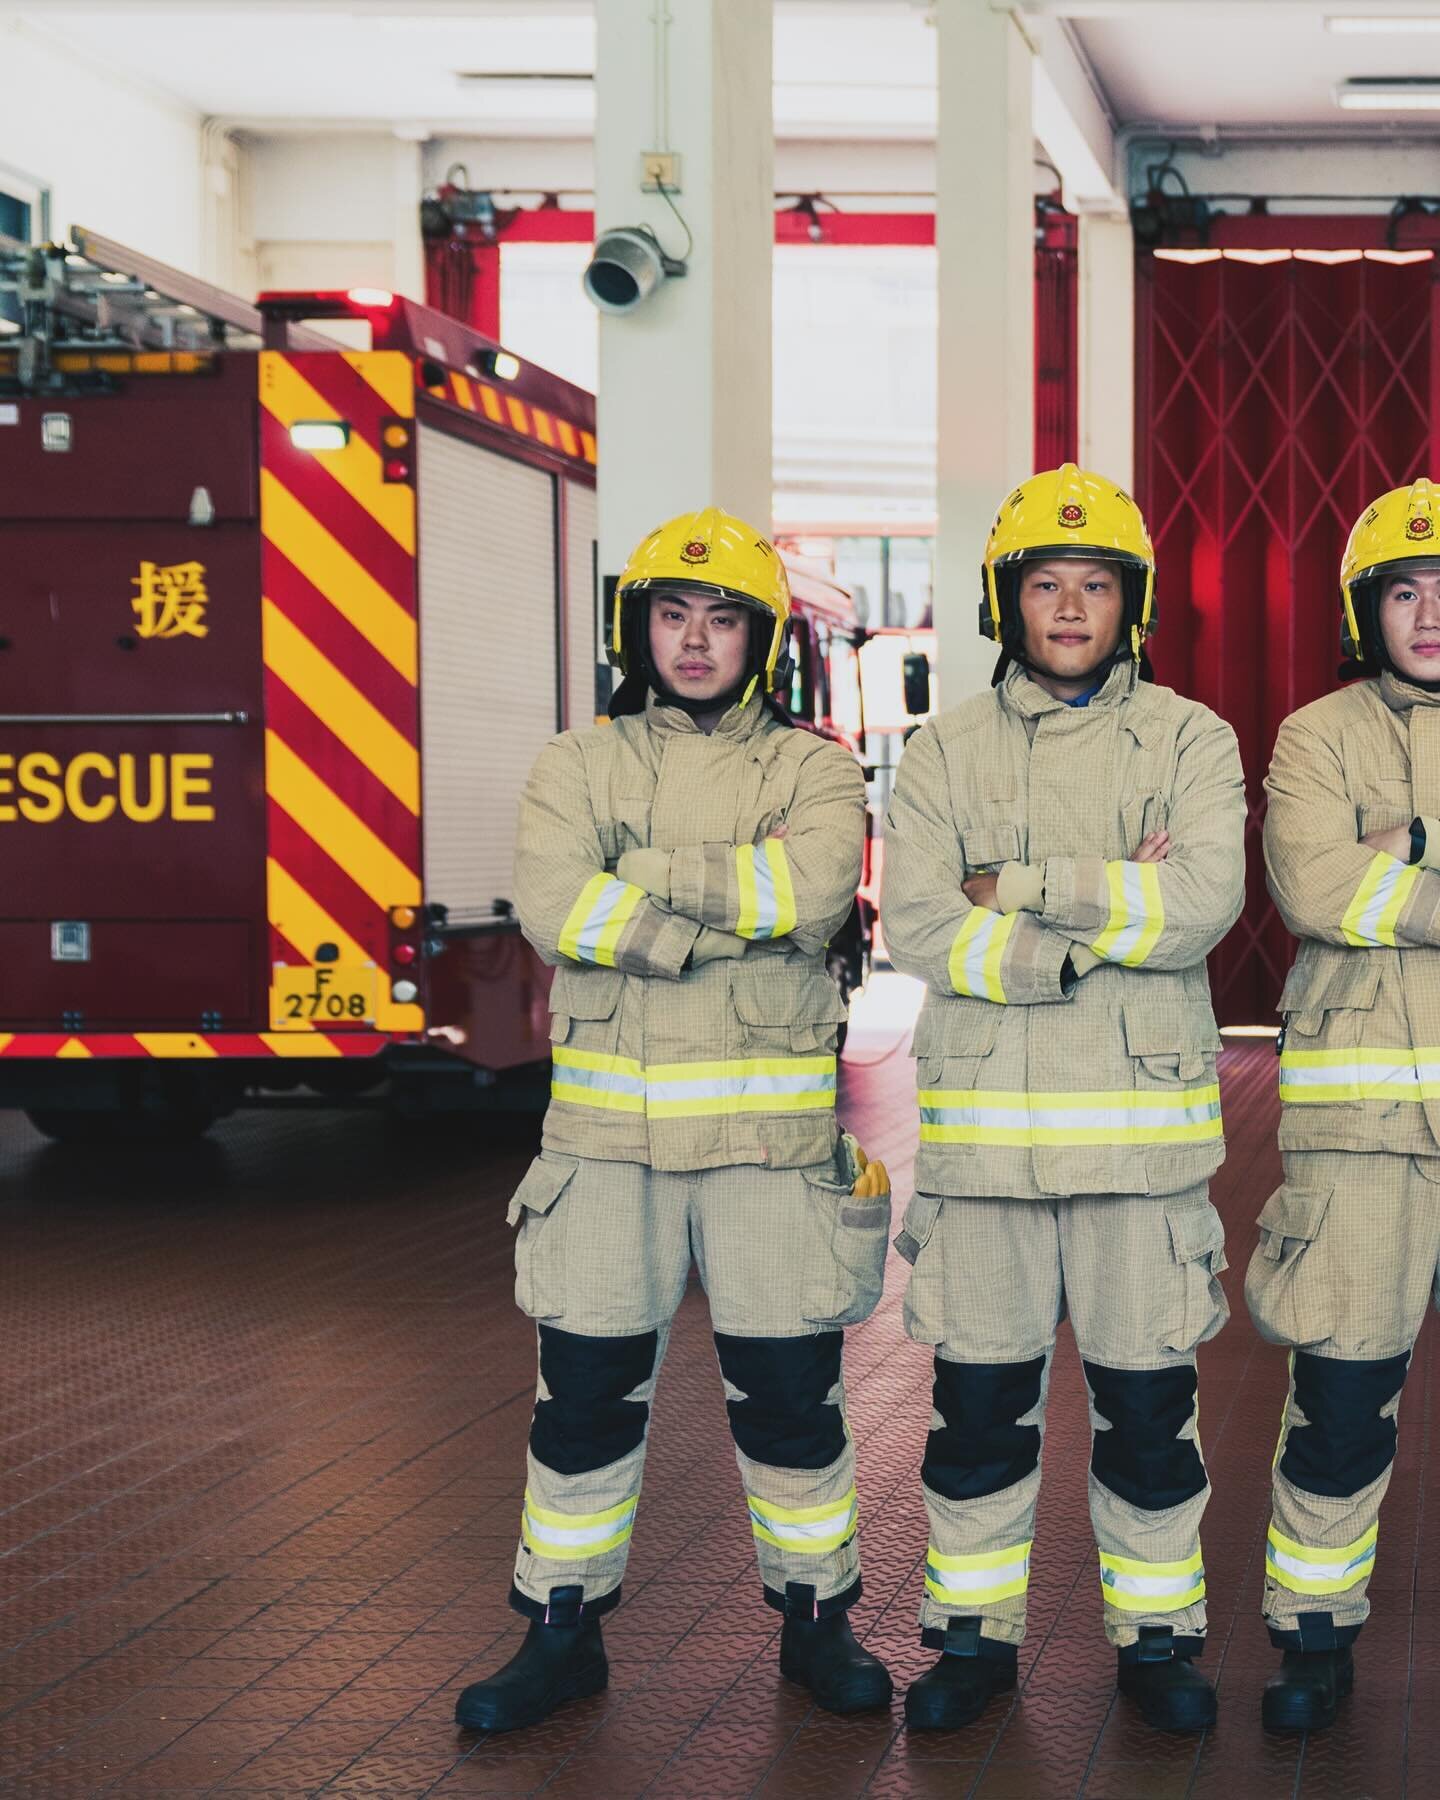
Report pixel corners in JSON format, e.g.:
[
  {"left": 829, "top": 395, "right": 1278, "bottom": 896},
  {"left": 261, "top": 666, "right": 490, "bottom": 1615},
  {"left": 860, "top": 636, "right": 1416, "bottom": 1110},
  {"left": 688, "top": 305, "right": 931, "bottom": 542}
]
[{"left": 25, "top": 1108, "right": 217, "bottom": 1147}]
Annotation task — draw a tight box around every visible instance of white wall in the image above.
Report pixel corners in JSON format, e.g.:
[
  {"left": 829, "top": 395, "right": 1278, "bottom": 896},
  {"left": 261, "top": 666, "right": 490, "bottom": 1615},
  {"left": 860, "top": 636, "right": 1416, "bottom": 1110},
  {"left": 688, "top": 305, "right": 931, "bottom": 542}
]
[
  {"left": 243, "top": 133, "right": 424, "bottom": 303},
  {"left": 0, "top": 17, "right": 203, "bottom": 272}
]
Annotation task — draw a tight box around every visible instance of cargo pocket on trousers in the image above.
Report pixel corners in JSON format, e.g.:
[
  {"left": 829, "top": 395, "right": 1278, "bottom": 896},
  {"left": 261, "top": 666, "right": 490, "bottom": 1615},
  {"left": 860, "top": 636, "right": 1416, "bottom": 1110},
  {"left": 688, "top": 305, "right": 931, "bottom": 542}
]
[
  {"left": 802, "top": 1166, "right": 891, "bottom": 1328},
  {"left": 507, "top": 1154, "right": 578, "bottom": 1321},
  {"left": 1243, "top": 1183, "right": 1334, "bottom": 1349},
  {"left": 895, "top": 1190, "right": 946, "bottom": 1347},
  {"left": 1160, "top": 1200, "right": 1230, "bottom": 1354}
]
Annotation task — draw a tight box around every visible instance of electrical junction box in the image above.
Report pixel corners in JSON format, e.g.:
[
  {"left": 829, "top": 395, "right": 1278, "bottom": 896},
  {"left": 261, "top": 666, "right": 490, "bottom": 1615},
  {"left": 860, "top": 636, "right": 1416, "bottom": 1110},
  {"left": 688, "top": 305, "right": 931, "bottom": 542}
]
[{"left": 641, "top": 152, "right": 681, "bottom": 192}]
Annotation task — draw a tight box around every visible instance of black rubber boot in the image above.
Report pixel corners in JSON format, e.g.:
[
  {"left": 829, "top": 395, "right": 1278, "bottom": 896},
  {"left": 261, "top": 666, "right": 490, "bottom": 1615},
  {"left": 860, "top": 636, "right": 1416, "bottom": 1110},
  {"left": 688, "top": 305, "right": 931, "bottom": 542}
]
[
  {"left": 779, "top": 1610, "right": 894, "bottom": 1714},
  {"left": 904, "top": 1617, "right": 1018, "bottom": 1731},
  {"left": 1116, "top": 1625, "right": 1216, "bottom": 1733},
  {"left": 1262, "top": 1648, "right": 1354, "bottom": 1733},
  {"left": 454, "top": 1590, "right": 607, "bottom": 1733}
]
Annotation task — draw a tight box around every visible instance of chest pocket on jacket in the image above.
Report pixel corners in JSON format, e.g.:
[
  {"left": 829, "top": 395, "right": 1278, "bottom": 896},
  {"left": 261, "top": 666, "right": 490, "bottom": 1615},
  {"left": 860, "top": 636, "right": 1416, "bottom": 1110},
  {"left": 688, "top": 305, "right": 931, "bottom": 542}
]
[
  {"left": 1278, "top": 957, "right": 1381, "bottom": 1055},
  {"left": 731, "top": 963, "right": 848, "bottom": 1054},
  {"left": 1121, "top": 792, "right": 1169, "bottom": 857},
  {"left": 595, "top": 794, "right": 653, "bottom": 867},
  {"left": 912, "top": 1004, "right": 1002, "bottom": 1093},
  {"left": 549, "top": 967, "right": 624, "bottom": 1046},
  {"left": 959, "top": 822, "right": 1023, "bottom": 874},
  {"left": 1123, "top": 1003, "right": 1222, "bottom": 1087}
]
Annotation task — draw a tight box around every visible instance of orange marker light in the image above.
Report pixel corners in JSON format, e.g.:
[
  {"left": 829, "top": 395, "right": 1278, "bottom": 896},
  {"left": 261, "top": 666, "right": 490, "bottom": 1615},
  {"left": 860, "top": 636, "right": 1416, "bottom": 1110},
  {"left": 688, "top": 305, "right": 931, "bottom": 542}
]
[
  {"left": 382, "top": 423, "right": 411, "bottom": 449},
  {"left": 390, "top": 905, "right": 417, "bottom": 929}
]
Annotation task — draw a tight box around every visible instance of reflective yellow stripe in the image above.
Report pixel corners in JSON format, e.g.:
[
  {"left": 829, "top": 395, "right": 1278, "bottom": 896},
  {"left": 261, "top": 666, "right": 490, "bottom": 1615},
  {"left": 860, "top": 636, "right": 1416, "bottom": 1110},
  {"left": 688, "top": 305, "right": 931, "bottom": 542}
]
[
  {"left": 1279, "top": 1044, "right": 1440, "bottom": 1103},
  {"left": 1092, "top": 860, "right": 1165, "bottom": 966},
  {"left": 918, "top": 1083, "right": 1222, "bottom": 1147},
  {"left": 521, "top": 1488, "right": 638, "bottom": 1560},
  {"left": 767, "top": 837, "right": 797, "bottom": 936},
  {"left": 924, "top": 1539, "right": 1031, "bottom": 1606},
  {"left": 748, "top": 1486, "right": 857, "bottom": 1555},
  {"left": 734, "top": 838, "right": 797, "bottom": 940},
  {"left": 1265, "top": 1522, "right": 1377, "bottom": 1595},
  {"left": 1099, "top": 1546, "right": 1205, "bottom": 1612},
  {"left": 948, "top": 907, "right": 1015, "bottom": 1003},
  {"left": 1341, "top": 851, "right": 1420, "bottom": 946},
  {"left": 550, "top": 1052, "right": 836, "bottom": 1117},
  {"left": 557, "top": 873, "right": 646, "bottom": 966}
]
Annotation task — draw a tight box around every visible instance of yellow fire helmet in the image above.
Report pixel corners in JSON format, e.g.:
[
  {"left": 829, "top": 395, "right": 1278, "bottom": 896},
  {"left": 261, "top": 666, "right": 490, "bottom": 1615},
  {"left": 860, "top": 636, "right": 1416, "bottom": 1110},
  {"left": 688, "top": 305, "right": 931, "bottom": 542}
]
[
  {"left": 1341, "top": 478, "right": 1440, "bottom": 663},
  {"left": 980, "top": 463, "right": 1157, "bottom": 662},
  {"left": 611, "top": 506, "right": 793, "bottom": 696}
]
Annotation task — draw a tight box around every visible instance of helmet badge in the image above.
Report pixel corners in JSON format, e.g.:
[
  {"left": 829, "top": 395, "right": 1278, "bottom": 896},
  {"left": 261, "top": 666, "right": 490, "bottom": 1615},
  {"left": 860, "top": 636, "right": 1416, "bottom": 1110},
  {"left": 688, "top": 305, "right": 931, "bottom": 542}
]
[
  {"left": 1407, "top": 515, "right": 1435, "bottom": 541},
  {"left": 1058, "top": 501, "right": 1087, "bottom": 529},
  {"left": 679, "top": 538, "right": 711, "bottom": 564}
]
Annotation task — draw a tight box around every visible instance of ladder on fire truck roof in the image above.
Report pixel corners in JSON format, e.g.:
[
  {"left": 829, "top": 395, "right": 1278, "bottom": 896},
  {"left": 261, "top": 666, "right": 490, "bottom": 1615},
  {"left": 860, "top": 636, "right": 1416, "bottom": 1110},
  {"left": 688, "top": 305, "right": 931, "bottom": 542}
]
[{"left": 0, "top": 224, "right": 338, "bottom": 390}]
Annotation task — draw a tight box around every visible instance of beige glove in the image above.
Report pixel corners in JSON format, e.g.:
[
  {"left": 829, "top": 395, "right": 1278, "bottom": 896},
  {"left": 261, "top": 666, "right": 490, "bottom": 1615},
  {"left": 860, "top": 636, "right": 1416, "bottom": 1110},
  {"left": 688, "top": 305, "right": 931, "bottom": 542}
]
[
  {"left": 1067, "top": 944, "right": 1103, "bottom": 978},
  {"left": 688, "top": 926, "right": 747, "bottom": 967},
  {"left": 995, "top": 861, "right": 1045, "bottom": 913},
  {"left": 617, "top": 847, "right": 672, "bottom": 902}
]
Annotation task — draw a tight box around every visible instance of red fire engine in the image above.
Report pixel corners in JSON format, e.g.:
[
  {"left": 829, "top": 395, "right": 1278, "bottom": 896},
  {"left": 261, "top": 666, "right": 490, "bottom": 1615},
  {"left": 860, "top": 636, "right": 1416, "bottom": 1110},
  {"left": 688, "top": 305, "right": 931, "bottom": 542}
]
[{"left": 0, "top": 229, "right": 875, "bottom": 1140}]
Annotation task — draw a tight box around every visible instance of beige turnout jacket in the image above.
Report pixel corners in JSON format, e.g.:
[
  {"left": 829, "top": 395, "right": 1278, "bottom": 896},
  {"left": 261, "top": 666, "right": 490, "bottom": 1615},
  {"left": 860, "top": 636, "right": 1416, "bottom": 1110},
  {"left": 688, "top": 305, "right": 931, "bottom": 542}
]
[
  {"left": 883, "top": 662, "right": 1246, "bottom": 1200},
  {"left": 1266, "top": 671, "right": 1440, "bottom": 1156},
  {"left": 514, "top": 691, "right": 865, "bottom": 1171}
]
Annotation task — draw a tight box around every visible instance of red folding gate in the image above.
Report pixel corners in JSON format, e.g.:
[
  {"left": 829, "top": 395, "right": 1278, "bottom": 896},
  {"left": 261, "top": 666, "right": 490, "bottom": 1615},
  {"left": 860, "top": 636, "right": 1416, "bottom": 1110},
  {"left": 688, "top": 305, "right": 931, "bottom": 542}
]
[
  {"left": 1035, "top": 205, "right": 1078, "bottom": 471},
  {"left": 1135, "top": 224, "right": 1440, "bottom": 1022}
]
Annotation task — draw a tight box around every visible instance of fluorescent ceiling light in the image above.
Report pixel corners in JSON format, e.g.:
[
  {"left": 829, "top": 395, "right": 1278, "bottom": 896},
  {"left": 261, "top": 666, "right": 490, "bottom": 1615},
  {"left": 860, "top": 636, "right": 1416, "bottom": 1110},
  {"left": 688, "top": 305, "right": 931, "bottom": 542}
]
[
  {"left": 1327, "top": 15, "right": 1440, "bottom": 32},
  {"left": 1223, "top": 248, "right": 1292, "bottom": 264},
  {"left": 1337, "top": 79, "right": 1440, "bottom": 107},
  {"left": 1153, "top": 249, "right": 1222, "bottom": 264},
  {"left": 1293, "top": 248, "right": 1364, "bottom": 264},
  {"left": 1367, "top": 247, "right": 1435, "bottom": 262}
]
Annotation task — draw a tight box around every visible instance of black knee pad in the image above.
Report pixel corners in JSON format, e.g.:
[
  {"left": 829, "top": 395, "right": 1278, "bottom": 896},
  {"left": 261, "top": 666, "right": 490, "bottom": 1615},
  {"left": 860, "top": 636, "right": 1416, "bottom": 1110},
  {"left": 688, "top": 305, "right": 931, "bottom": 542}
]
[
  {"left": 1280, "top": 1349, "right": 1410, "bottom": 1499},
  {"left": 1084, "top": 1360, "right": 1207, "bottom": 1512},
  {"left": 922, "top": 1354, "right": 1047, "bottom": 1502},
  {"left": 530, "top": 1325, "right": 659, "bottom": 1476},
  {"left": 714, "top": 1330, "right": 846, "bottom": 1471}
]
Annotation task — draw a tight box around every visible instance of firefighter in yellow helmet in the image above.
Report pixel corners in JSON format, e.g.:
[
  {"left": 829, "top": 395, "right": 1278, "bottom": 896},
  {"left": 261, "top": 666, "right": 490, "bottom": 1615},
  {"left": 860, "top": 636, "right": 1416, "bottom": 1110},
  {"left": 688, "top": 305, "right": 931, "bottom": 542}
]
[
  {"left": 454, "top": 507, "right": 893, "bottom": 1732},
  {"left": 1253, "top": 478, "right": 1440, "bottom": 1731},
  {"left": 881, "top": 465, "right": 1246, "bottom": 1733}
]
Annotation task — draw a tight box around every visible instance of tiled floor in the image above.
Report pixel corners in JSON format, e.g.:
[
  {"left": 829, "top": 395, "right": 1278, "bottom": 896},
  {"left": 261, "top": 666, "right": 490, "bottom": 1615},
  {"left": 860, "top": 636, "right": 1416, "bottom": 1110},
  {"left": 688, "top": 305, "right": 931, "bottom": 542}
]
[{"left": 0, "top": 1002, "right": 1433, "bottom": 1798}]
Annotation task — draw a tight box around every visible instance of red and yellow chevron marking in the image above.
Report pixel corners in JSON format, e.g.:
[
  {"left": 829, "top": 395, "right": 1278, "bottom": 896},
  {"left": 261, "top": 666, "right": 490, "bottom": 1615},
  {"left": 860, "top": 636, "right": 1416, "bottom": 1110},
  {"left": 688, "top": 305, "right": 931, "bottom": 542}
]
[
  {"left": 0, "top": 1033, "right": 389, "bottom": 1059},
  {"left": 259, "top": 349, "right": 424, "bottom": 1040},
  {"left": 429, "top": 368, "right": 596, "bottom": 466}
]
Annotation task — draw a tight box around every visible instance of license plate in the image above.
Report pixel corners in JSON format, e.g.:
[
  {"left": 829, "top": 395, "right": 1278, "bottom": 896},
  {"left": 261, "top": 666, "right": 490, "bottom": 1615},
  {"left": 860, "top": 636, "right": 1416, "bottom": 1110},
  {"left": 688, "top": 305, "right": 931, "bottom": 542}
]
[{"left": 270, "top": 963, "right": 376, "bottom": 1029}]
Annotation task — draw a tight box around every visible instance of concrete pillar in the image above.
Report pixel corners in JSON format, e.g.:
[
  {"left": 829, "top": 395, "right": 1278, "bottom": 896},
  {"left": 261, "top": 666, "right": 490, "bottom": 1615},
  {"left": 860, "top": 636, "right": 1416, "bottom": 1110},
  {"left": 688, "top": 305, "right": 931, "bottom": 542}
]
[
  {"left": 594, "top": 0, "right": 773, "bottom": 580},
  {"left": 1078, "top": 214, "right": 1135, "bottom": 492},
  {"left": 934, "top": 3, "right": 1034, "bottom": 701}
]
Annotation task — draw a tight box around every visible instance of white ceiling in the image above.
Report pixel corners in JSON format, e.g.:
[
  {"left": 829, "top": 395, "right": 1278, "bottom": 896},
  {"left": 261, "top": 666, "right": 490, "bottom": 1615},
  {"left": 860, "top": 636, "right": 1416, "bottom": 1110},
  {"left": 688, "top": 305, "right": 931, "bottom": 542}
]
[{"left": 12, "top": 1, "right": 1440, "bottom": 138}]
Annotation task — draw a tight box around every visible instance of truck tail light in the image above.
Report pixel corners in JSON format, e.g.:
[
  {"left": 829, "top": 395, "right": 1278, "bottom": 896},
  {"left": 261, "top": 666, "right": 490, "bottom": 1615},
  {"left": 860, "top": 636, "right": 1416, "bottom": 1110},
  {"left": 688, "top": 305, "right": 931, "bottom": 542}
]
[
  {"left": 393, "top": 943, "right": 417, "bottom": 966},
  {"left": 381, "top": 418, "right": 414, "bottom": 483}
]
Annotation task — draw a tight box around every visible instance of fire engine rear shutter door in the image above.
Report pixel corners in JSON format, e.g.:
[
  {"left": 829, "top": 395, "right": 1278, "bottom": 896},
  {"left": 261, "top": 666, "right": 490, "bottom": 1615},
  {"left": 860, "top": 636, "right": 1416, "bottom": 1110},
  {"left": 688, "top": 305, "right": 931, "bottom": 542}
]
[
  {"left": 563, "top": 479, "right": 598, "bottom": 730},
  {"left": 416, "top": 424, "right": 558, "bottom": 923}
]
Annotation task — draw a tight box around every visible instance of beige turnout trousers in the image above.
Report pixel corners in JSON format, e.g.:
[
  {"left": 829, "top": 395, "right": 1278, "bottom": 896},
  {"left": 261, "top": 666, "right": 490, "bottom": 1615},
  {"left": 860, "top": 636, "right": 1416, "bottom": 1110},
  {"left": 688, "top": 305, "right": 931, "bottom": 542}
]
[
  {"left": 506, "top": 1147, "right": 890, "bottom": 1622},
  {"left": 1246, "top": 1148, "right": 1440, "bottom": 1644},
  {"left": 896, "top": 1183, "right": 1228, "bottom": 1648}
]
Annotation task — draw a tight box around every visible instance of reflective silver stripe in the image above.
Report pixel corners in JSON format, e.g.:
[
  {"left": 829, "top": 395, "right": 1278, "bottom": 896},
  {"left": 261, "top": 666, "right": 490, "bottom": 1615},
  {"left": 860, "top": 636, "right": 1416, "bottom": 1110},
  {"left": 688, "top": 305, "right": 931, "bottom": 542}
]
[
  {"left": 647, "top": 1070, "right": 837, "bottom": 1103},
  {"left": 749, "top": 843, "right": 779, "bottom": 938},
  {"left": 1357, "top": 856, "right": 1408, "bottom": 945},
  {"left": 919, "top": 1095, "right": 1220, "bottom": 1132},
  {"left": 1101, "top": 1566, "right": 1202, "bottom": 1600},
  {"left": 573, "top": 877, "right": 634, "bottom": 962},
  {"left": 958, "top": 908, "right": 1004, "bottom": 996},
  {"left": 1104, "top": 861, "right": 1151, "bottom": 964},
  {"left": 925, "top": 1549, "right": 1030, "bottom": 1596},
  {"left": 523, "top": 1500, "right": 637, "bottom": 1549},
  {"left": 748, "top": 1496, "right": 857, "bottom": 1544},
  {"left": 550, "top": 1060, "right": 647, "bottom": 1097},
  {"left": 1267, "top": 1542, "right": 1375, "bottom": 1586}
]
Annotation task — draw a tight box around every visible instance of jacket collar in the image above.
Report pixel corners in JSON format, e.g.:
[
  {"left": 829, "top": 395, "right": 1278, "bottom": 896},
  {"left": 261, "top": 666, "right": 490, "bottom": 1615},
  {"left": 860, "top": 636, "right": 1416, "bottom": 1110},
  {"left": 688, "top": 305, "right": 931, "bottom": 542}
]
[
  {"left": 998, "top": 658, "right": 1139, "bottom": 722},
  {"left": 1377, "top": 669, "right": 1440, "bottom": 714},
  {"left": 643, "top": 687, "right": 771, "bottom": 744}
]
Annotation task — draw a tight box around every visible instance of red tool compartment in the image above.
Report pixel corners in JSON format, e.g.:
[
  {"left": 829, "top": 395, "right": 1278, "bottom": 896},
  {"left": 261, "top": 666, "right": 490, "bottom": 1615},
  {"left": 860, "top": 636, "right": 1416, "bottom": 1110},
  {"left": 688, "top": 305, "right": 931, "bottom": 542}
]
[{"left": 0, "top": 355, "right": 268, "bottom": 1030}]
